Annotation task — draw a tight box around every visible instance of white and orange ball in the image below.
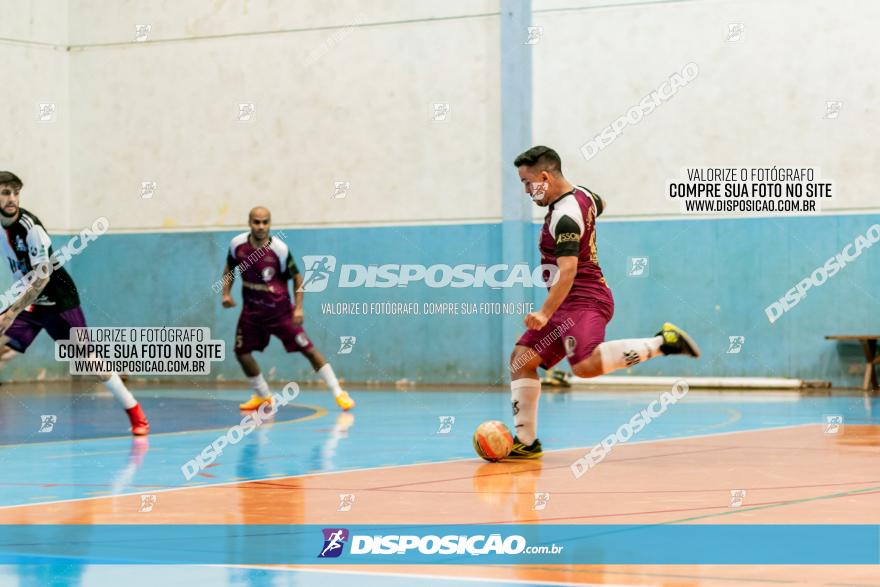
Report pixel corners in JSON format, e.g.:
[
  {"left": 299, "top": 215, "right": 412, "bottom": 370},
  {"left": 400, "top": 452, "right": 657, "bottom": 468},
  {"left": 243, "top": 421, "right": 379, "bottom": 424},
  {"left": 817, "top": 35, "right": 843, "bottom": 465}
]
[{"left": 473, "top": 420, "right": 513, "bottom": 462}]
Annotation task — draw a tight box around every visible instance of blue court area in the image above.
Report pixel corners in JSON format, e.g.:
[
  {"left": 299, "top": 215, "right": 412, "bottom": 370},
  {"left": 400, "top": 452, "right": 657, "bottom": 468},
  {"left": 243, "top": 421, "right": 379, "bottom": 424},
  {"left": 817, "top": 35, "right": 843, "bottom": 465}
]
[
  {"left": 0, "top": 385, "right": 877, "bottom": 508},
  {"left": 0, "top": 389, "right": 320, "bottom": 445},
  {"left": 0, "top": 564, "right": 525, "bottom": 587}
]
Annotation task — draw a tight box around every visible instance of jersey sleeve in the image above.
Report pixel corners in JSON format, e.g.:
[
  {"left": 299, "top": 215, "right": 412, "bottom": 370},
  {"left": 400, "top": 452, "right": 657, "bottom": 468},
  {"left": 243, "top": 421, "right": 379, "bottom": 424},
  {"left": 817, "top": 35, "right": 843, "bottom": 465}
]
[
  {"left": 553, "top": 214, "right": 582, "bottom": 257},
  {"left": 26, "top": 224, "right": 53, "bottom": 266},
  {"left": 226, "top": 245, "right": 239, "bottom": 268},
  {"left": 584, "top": 188, "right": 605, "bottom": 217}
]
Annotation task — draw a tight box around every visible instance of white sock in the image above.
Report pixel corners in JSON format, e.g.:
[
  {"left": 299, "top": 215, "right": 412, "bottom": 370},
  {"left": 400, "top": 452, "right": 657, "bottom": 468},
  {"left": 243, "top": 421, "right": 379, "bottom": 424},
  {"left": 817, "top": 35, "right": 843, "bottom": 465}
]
[
  {"left": 511, "top": 378, "right": 541, "bottom": 445},
  {"left": 318, "top": 363, "right": 343, "bottom": 397},
  {"left": 104, "top": 372, "right": 137, "bottom": 409},
  {"left": 249, "top": 374, "right": 271, "bottom": 397},
  {"left": 597, "top": 336, "right": 663, "bottom": 375}
]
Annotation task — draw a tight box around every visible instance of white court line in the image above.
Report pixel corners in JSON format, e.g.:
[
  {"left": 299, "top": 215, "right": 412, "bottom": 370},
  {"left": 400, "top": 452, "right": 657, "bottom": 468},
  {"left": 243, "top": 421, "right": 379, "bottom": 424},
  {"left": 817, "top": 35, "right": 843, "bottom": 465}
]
[
  {"left": 214, "top": 564, "right": 642, "bottom": 587},
  {"left": 0, "top": 423, "right": 814, "bottom": 511}
]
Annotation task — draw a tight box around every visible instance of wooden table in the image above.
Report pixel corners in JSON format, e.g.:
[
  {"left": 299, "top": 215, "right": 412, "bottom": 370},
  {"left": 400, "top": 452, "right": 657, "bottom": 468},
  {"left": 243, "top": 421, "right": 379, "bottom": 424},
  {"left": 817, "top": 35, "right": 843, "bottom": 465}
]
[{"left": 825, "top": 335, "right": 880, "bottom": 392}]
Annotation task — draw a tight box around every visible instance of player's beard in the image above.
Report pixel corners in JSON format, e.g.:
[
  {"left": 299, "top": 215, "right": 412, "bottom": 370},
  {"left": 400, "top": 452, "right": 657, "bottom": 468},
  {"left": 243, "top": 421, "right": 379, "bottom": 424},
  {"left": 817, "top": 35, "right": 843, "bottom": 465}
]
[{"left": 0, "top": 205, "right": 18, "bottom": 218}]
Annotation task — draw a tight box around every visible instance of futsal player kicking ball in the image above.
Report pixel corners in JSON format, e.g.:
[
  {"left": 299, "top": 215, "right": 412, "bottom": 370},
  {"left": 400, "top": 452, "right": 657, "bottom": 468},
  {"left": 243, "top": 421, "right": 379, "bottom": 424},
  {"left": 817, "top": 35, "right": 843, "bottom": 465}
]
[
  {"left": 507, "top": 147, "right": 699, "bottom": 459},
  {"left": 222, "top": 207, "right": 354, "bottom": 411},
  {"left": 0, "top": 171, "right": 149, "bottom": 435}
]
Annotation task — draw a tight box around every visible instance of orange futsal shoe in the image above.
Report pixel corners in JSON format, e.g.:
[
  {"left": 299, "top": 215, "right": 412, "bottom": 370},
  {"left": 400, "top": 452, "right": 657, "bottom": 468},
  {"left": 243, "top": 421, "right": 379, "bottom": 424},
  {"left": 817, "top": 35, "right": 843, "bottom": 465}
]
[
  {"left": 335, "top": 390, "right": 355, "bottom": 411},
  {"left": 239, "top": 394, "right": 273, "bottom": 411},
  {"left": 125, "top": 404, "right": 150, "bottom": 436}
]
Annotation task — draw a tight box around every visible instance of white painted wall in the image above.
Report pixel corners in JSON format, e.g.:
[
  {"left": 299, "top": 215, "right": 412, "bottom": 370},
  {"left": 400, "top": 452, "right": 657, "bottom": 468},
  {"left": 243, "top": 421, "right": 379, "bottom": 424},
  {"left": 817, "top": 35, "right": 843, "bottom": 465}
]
[
  {"left": 0, "top": 0, "right": 68, "bottom": 45},
  {"left": 0, "top": 1, "right": 69, "bottom": 230},
  {"left": 4, "top": 0, "right": 875, "bottom": 230},
  {"left": 532, "top": 0, "right": 879, "bottom": 219},
  {"left": 67, "top": 1, "right": 497, "bottom": 45},
  {"left": 63, "top": 2, "right": 502, "bottom": 231}
]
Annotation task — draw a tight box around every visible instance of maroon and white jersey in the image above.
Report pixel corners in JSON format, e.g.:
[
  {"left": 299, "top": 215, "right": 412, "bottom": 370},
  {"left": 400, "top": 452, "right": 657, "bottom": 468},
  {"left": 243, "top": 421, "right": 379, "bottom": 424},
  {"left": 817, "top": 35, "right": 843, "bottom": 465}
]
[
  {"left": 539, "top": 186, "right": 613, "bottom": 313},
  {"left": 227, "top": 233, "right": 300, "bottom": 319}
]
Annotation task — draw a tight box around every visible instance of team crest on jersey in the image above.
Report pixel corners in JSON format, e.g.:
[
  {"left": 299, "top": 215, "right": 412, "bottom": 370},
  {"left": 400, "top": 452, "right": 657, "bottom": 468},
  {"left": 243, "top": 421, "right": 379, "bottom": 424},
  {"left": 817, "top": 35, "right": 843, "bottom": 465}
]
[
  {"left": 261, "top": 266, "right": 275, "bottom": 282},
  {"left": 14, "top": 236, "right": 26, "bottom": 252},
  {"left": 564, "top": 336, "right": 577, "bottom": 358}
]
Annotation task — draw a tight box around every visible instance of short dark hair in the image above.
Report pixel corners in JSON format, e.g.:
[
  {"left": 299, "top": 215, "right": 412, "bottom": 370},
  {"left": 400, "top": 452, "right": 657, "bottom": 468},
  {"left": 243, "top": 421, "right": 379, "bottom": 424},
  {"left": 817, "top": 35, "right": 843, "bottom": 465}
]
[
  {"left": 0, "top": 171, "right": 23, "bottom": 190},
  {"left": 513, "top": 146, "right": 562, "bottom": 175}
]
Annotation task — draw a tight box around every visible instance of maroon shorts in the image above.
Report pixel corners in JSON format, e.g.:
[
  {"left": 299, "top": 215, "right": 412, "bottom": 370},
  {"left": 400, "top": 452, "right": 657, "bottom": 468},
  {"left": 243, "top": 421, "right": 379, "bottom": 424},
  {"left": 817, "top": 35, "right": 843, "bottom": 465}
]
[
  {"left": 516, "top": 305, "right": 613, "bottom": 368},
  {"left": 5, "top": 306, "right": 87, "bottom": 353},
  {"left": 234, "top": 311, "right": 314, "bottom": 355}
]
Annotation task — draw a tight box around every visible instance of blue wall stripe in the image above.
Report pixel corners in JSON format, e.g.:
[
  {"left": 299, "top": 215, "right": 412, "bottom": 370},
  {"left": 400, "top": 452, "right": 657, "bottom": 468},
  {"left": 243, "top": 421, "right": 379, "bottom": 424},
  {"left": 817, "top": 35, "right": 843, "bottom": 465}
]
[{"left": 0, "top": 214, "right": 876, "bottom": 387}]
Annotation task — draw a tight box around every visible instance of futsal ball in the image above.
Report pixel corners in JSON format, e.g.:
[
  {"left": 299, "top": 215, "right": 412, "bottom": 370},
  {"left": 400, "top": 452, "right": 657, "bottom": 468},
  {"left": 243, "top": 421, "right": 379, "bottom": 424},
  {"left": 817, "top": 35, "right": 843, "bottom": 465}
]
[{"left": 473, "top": 420, "right": 513, "bottom": 462}]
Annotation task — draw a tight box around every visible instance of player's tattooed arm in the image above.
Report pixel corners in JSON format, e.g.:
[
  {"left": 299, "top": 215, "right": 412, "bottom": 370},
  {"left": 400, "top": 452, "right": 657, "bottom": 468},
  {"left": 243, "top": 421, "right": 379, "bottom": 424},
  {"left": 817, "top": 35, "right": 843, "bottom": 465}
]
[
  {"left": 3, "top": 224, "right": 56, "bottom": 319},
  {"left": 0, "top": 269, "right": 51, "bottom": 336},
  {"left": 221, "top": 261, "right": 236, "bottom": 308}
]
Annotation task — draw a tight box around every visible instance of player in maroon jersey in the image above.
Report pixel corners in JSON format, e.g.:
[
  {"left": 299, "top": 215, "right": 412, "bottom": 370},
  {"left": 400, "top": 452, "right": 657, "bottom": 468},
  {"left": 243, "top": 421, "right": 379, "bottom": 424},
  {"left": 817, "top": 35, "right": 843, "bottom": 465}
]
[
  {"left": 221, "top": 207, "right": 354, "bottom": 411},
  {"left": 507, "top": 147, "right": 699, "bottom": 458}
]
